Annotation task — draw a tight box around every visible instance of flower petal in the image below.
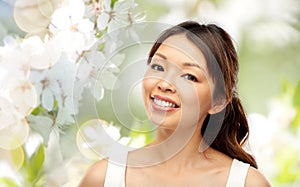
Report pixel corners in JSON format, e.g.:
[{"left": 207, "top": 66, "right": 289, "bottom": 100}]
[
  {"left": 8, "top": 78, "right": 38, "bottom": 116},
  {"left": 42, "top": 88, "right": 54, "bottom": 111},
  {"left": 0, "top": 116, "right": 29, "bottom": 150},
  {"left": 97, "top": 13, "right": 110, "bottom": 31}
]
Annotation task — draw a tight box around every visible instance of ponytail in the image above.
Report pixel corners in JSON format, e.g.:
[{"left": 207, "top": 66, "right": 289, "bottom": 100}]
[{"left": 201, "top": 97, "right": 258, "bottom": 168}]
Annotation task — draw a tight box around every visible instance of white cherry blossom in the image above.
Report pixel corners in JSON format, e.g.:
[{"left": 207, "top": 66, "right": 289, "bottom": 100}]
[
  {"left": 30, "top": 54, "right": 78, "bottom": 113},
  {"left": 21, "top": 35, "right": 62, "bottom": 69},
  {"left": 77, "top": 119, "right": 131, "bottom": 160},
  {"left": 49, "top": 0, "right": 96, "bottom": 57},
  {"left": 8, "top": 78, "right": 38, "bottom": 116},
  {"left": 0, "top": 37, "right": 30, "bottom": 78},
  {"left": 0, "top": 106, "right": 29, "bottom": 150},
  {"left": 0, "top": 0, "right": 146, "bottom": 185}
]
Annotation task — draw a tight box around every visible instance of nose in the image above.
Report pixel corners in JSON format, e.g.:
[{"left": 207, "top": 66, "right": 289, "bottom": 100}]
[{"left": 157, "top": 80, "right": 176, "bottom": 93}]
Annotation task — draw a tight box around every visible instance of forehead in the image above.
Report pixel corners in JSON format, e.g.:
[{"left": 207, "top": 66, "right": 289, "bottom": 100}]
[{"left": 155, "top": 34, "right": 208, "bottom": 70}]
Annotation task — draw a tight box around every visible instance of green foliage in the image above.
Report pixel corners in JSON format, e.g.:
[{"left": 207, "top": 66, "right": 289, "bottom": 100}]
[
  {"left": 291, "top": 80, "right": 300, "bottom": 133},
  {"left": 27, "top": 115, "right": 53, "bottom": 147},
  {"left": 0, "top": 178, "right": 19, "bottom": 187},
  {"left": 291, "top": 111, "right": 300, "bottom": 132},
  {"left": 20, "top": 144, "right": 45, "bottom": 187},
  {"left": 30, "top": 105, "right": 49, "bottom": 116},
  {"left": 97, "top": 41, "right": 106, "bottom": 51},
  {"left": 135, "top": 0, "right": 168, "bottom": 21},
  {"left": 293, "top": 81, "right": 300, "bottom": 107},
  {"left": 272, "top": 79, "right": 300, "bottom": 186},
  {"left": 111, "top": 0, "right": 118, "bottom": 9},
  {"left": 275, "top": 147, "right": 300, "bottom": 183},
  {"left": 29, "top": 145, "right": 44, "bottom": 180},
  {"left": 127, "top": 120, "right": 155, "bottom": 145}
]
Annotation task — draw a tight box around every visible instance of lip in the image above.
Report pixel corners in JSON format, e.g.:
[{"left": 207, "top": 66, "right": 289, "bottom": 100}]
[{"left": 150, "top": 94, "right": 180, "bottom": 112}]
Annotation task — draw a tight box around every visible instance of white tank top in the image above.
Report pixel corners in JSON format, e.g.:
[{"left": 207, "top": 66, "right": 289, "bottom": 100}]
[{"left": 104, "top": 154, "right": 250, "bottom": 187}]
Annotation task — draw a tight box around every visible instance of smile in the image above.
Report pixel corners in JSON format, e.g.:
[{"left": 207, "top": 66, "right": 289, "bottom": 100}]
[
  {"left": 153, "top": 97, "right": 176, "bottom": 107},
  {"left": 150, "top": 95, "right": 179, "bottom": 109}
]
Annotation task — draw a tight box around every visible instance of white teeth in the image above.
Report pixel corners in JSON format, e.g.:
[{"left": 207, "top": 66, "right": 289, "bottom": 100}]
[{"left": 153, "top": 97, "right": 176, "bottom": 108}]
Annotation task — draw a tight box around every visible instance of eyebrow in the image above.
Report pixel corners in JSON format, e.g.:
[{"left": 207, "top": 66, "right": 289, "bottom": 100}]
[
  {"left": 182, "top": 62, "right": 202, "bottom": 70},
  {"left": 154, "top": 53, "right": 167, "bottom": 60},
  {"left": 154, "top": 53, "right": 202, "bottom": 70}
]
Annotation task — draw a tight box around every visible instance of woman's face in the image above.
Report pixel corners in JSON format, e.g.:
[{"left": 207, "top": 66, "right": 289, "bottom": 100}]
[{"left": 143, "top": 34, "right": 216, "bottom": 130}]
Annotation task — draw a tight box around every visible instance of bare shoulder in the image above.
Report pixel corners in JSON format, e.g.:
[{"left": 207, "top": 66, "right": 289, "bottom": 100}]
[
  {"left": 245, "top": 166, "right": 272, "bottom": 187},
  {"left": 78, "top": 159, "right": 108, "bottom": 187}
]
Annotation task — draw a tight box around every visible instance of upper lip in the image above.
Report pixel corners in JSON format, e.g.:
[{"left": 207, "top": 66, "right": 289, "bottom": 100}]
[{"left": 150, "top": 94, "right": 180, "bottom": 107}]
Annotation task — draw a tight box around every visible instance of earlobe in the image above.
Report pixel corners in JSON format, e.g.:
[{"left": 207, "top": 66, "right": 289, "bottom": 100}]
[{"left": 208, "top": 100, "right": 228, "bottom": 114}]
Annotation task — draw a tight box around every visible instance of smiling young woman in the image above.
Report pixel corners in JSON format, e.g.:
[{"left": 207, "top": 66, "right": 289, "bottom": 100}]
[{"left": 79, "top": 21, "right": 271, "bottom": 187}]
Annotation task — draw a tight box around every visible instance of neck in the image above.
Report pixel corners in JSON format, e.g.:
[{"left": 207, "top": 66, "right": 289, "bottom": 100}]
[
  {"left": 127, "top": 118, "right": 215, "bottom": 168},
  {"left": 149, "top": 122, "right": 213, "bottom": 170}
]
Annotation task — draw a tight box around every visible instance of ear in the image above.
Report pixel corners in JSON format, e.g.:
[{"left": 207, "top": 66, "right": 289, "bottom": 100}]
[{"left": 208, "top": 99, "right": 228, "bottom": 114}]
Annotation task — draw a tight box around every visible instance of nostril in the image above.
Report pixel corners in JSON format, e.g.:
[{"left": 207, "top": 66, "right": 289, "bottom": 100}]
[{"left": 157, "top": 81, "right": 175, "bottom": 93}]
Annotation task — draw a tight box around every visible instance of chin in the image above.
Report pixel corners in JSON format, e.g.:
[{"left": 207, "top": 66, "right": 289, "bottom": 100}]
[{"left": 149, "top": 115, "right": 178, "bottom": 130}]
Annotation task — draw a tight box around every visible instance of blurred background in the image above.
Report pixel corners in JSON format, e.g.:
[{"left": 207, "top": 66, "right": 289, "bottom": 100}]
[{"left": 0, "top": 0, "right": 300, "bottom": 186}]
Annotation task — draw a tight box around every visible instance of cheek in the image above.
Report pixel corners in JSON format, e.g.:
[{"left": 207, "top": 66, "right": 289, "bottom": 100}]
[
  {"left": 142, "top": 77, "right": 156, "bottom": 103},
  {"left": 196, "top": 87, "right": 213, "bottom": 116},
  {"left": 198, "top": 91, "right": 213, "bottom": 112},
  {"left": 173, "top": 80, "right": 200, "bottom": 125},
  {"left": 176, "top": 81, "right": 213, "bottom": 119},
  {"left": 174, "top": 79, "right": 199, "bottom": 106},
  {"left": 142, "top": 77, "right": 152, "bottom": 94}
]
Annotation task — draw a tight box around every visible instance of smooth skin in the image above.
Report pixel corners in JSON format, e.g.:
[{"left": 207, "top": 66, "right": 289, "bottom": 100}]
[{"left": 79, "top": 35, "right": 271, "bottom": 187}]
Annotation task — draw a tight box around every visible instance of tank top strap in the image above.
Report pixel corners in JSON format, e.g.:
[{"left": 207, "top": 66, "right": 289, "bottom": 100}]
[
  {"left": 226, "top": 159, "right": 250, "bottom": 187},
  {"left": 104, "top": 152, "right": 128, "bottom": 187}
]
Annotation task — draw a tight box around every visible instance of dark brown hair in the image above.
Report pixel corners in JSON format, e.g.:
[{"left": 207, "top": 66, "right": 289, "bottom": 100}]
[{"left": 147, "top": 21, "right": 258, "bottom": 168}]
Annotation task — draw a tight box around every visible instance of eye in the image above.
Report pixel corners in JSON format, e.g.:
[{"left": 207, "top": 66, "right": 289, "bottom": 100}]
[
  {"left": 151, "top": 64, "right": 164, "bottom": 71},
  {"left": 182, "top": 74, "right": 198, "bottom": 82}
]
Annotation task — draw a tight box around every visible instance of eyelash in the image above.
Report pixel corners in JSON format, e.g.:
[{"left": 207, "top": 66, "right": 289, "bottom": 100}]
[
  {"left": 182, "top": 74, "right": 198, "bottom": 82},
  {"left": 150, "top": 63, "right": 198, "bottom": 82},
  {"left": 151, "top": 64, "right": 164, "bottom": 71}
]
